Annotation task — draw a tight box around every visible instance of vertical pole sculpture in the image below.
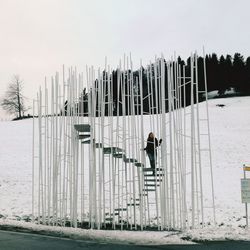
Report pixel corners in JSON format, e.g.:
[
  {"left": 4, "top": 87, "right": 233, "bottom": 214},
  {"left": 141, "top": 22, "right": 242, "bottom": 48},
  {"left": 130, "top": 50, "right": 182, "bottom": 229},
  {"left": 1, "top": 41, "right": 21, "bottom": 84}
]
[{"left": 32, "top": 51, "right": 215, "bottom": 231}]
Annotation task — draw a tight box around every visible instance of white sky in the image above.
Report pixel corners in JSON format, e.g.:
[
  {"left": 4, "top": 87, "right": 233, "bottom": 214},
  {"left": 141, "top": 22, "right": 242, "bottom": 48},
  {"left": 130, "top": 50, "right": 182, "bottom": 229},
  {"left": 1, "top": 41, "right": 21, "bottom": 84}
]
[{"left": 0, "top": 0, "right": 250, "bottom": 119}]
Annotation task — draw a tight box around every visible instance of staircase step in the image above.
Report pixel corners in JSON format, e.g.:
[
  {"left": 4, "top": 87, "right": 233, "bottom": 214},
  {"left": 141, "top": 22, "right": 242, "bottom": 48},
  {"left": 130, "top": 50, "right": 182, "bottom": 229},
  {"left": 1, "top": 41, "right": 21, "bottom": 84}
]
[
  {"left": 110, "top": 213, "right": 119, "bottom": 216},
  {"left": 114, "top": 208, "right": 127, "bottom": 211},
  {"left": 82, "top": 140, "right": 91, "bottom": 144},
  {"left": 144, "top": 174, "right": 164, "bottom": 177},
  {"left": 144, "top": 173, "right": 155, "bottom": 176},
  {"left": 105, "top": 217, "right": 113, "bottom": 221},
  {"left": 144, "top": 184, "right": 160, "bottom": 187},
  {"left": 143, "top": 189, "right": 156, "bottom": 192},
  {"left": 143, "top": 168, "right": 163, "bottom": 172},
  {"left": 143, "top": 168, "right": 154, "bottom": 172},
  {"left": 103, "top": 147, "right": 124, "bottom": 155},
  {"left": 127, "top": 203, "right": 140, "bottom": 206},
  {"left": 134, "top": 162, "right": 144, "bottom": 167},
  {"left": 103, "top": 147, "right": 112, "bottom": 154},
  {"left": 144, "top": 176, "right": 163, "bottom": 179},
  {"left": 113, "top": 153, "right": 125, "bottom": 159},
  {"left": 78, "top": 134, "right": 90, "bottom": 140},
  {"left": 124, "top": 158, "right": 138, "bottom": 163},
  {"left": 112, "top": 147, "right": 124, "bottom": 153},
  {"left": 144, "top": 179, "right": 162, "bottom": 182},
  {"left": 74, "top": 124, "right": 91, "bottom": 132}
]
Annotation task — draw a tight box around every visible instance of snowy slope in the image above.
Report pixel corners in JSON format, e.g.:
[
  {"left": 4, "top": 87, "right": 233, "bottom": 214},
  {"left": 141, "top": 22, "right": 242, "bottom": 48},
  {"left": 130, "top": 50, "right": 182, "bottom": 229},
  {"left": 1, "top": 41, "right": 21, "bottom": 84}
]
[
  {"left": 209, "top": 97, "right": 250, "bottom": 227},
  {"left": 0, "top": 119, "right": 33, "bottom": 217},
  {"left": 0, "top": 96, "right": 250, "bottom": 243}
]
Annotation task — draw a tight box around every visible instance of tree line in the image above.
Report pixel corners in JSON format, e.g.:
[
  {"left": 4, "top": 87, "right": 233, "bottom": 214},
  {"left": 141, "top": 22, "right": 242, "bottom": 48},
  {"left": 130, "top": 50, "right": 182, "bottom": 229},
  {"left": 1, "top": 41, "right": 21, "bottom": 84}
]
[
  {"left": 2, "top": 53, "right": 250, "bottom": 119},
  {"left": 205, "top": 53, "right": 250, "bottom": 95},
  {"left": 80, "top": 52, "right": 250, "bottom": 116}
]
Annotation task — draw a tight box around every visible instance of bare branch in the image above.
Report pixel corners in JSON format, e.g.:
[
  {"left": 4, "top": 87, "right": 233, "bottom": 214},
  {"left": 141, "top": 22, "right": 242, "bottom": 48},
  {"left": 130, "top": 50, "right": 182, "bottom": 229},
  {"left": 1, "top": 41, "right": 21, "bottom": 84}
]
[{"left": 0, "top": 75, "right": 28, "bottom": 118}]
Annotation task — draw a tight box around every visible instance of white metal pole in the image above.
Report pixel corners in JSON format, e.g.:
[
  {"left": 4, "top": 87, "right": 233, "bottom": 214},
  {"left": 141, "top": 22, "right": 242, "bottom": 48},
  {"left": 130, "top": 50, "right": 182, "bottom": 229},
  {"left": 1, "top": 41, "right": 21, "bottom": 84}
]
[
  {"left": 32, "top": 99, "right": 35, "bottom": 223},
  {"left": 203, "top": 48, "right": 216, "bottom": 224}
]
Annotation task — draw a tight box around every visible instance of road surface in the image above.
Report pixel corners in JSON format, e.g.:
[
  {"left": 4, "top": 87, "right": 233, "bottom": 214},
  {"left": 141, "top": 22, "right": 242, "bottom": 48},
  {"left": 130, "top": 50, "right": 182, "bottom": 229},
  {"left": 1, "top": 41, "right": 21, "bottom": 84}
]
[{"left": 0, "top": 230, "right": 250, "bottom": 250}]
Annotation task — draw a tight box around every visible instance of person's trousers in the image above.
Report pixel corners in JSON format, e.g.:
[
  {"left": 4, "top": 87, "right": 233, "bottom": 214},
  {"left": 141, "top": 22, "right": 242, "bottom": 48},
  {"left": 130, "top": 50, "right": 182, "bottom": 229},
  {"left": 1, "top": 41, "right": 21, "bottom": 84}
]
[{"left": 147, "top": 152, "right": 157, "bottom": 169}]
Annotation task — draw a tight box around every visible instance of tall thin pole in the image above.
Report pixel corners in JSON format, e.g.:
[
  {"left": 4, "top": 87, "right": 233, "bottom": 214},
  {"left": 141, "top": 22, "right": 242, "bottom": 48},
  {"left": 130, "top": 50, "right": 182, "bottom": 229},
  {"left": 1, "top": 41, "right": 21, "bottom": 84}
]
[
  {"left": 32, "top": 99, "right": 35, "bottom": 223},
  {"left": 203, "top": 48, "right": 216, "bottom": 224},
  {"left": 190, "top": 54, "right": 196, "bottom": 228}
]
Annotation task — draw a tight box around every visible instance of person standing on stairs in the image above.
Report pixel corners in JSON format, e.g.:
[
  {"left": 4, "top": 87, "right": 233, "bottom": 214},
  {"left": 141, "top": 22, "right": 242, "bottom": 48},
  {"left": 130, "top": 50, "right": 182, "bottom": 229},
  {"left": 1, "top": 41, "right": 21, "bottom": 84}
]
[{"left": 144, "top": 132, "right": 162, "bottom": 175}]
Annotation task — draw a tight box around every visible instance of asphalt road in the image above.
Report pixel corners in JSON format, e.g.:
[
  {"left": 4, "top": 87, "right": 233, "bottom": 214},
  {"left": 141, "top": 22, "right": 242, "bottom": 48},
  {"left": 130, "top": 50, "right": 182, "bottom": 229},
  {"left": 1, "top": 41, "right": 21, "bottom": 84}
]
[{"left": 1, "top": 230, "right": 250, "bottom": 250}]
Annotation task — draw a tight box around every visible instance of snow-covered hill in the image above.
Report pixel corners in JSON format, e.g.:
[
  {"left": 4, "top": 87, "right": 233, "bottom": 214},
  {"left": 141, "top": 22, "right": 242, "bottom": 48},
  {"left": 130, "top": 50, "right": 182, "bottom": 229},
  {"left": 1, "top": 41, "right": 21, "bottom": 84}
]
[{"left": 0, "top": 96, "right": 250, "bottom": 243}]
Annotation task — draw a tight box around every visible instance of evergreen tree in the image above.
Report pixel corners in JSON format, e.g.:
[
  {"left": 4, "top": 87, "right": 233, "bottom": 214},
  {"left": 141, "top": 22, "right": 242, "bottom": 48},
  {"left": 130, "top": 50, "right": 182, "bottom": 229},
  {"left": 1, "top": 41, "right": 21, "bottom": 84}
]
[
  {"left": 218, "top": 55, "right": 227, "bottom": 95},
  {"left": 224, "top": 55, "right": 233, "bottom": 88},
  {"left": 245, "top": 57, "right": 250, "bottom": 93},
  {"left": 232, "top": 53, "right": 245, "bottom": 92}
]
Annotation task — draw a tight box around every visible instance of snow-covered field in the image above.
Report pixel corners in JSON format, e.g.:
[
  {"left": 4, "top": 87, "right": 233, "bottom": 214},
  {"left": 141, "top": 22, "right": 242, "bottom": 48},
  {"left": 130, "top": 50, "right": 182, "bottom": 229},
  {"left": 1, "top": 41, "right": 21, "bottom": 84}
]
[{"left": 0, "top": 96, "right": 250, "bottom": 244}]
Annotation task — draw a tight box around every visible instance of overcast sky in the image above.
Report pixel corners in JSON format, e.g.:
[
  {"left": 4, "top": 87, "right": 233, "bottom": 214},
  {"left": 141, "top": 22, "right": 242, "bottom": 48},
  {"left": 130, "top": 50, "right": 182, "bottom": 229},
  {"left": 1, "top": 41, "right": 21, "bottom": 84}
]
[{"left": 0, "top": 0, "right": 250, "bottom": 119}]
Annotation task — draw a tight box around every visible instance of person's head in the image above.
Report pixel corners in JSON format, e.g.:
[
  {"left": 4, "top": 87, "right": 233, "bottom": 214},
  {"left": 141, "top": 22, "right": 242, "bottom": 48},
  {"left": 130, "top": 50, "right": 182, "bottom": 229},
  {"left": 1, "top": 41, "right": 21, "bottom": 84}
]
[{"left": 148, "top": 132, "right": 154, "bottom": 139}]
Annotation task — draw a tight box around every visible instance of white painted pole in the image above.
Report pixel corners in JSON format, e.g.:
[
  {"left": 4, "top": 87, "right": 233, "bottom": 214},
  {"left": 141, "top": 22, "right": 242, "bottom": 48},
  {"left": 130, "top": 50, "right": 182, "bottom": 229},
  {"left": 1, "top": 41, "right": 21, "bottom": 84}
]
[
  {"left": 190, "top": 54, "right": 196, "bottom": 228},
  {"left": 101, "top": 69, "right": 106, "bottom": 228},
  {"left": 168, "top": 62, "right": 175, "bottom": 228},
  {"left": 43, "top": 82, "right": 47, "bottom": 224},
  {"left": 203, "top": 48, "right": 216, "bottom": 225},
  {"left": 193, "top": 53, "right": 204, "bottom": 227},
  {"left": 45, "top": 79, "right": 50, "bottom": 225},
  {"left": 32, "top": 99, "right": 35, "bottom": 223},
  {"left": 160, "top": 57, "right": 168, "bottom": 229},
  {"left": 37, "top": 93, "right": 40, "bottom": 224},
  {"left": 62, "top": 65, "right": 67, "bottom": 226},
  {"left": 37, "top": 90, "right": 42, "bottom": 224},
  {"left": 182, "top": 64, "right": 188, "bottom": 229}
]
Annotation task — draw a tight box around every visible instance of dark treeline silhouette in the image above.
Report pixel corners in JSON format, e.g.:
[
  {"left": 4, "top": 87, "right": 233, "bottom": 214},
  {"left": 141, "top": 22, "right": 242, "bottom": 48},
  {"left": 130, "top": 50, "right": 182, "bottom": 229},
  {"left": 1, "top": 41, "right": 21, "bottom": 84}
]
[
  {"left": 65, "top": 53, "right": 250, "bottom": 116},
  {"left": 205, "top": 53, "right": 250, "bottom": 95}
]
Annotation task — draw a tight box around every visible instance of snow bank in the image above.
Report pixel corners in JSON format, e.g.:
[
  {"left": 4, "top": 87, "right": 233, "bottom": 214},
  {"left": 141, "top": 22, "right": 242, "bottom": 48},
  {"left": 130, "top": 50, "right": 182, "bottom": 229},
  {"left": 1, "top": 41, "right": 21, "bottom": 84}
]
[
  {"left": 2, "top": 218, "right": 250, "bottom": 243},
  {"left": 182, "top": 226, "right": 250, "bottom": 242},
  {"left": 0, "top": 219, "right": 193, "bottom": 245}
]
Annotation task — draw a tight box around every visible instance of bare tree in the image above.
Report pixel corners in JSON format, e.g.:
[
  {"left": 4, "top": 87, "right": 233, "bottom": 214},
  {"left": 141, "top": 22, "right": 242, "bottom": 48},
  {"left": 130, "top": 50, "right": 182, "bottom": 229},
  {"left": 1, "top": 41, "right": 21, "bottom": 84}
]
[{"left": 1, "top": 75, "right": 28, "bottom": 119}]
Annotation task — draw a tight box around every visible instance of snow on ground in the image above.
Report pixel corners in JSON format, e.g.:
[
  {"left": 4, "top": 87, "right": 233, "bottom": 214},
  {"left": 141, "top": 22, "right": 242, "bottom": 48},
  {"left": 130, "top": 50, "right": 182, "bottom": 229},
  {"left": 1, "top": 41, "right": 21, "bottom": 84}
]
[
  {"left": 0, "top": 219, "right": 193, "bottom": 245},
  {"left": 210, "top": 97, "right": 250, "bottom": 227},
  {"left": 0, "top": 96, "right": 250, "bottom": 243},
  {"left": 0, "top": 119, "right": 33, "bottom": 217}
]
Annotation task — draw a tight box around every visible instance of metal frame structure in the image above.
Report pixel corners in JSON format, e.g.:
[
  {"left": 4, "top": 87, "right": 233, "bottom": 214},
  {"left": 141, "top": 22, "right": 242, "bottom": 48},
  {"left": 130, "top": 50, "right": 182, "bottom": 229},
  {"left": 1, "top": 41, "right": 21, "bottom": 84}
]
[{"left": 32, "top": 53, "right": 215, "bottom": 230}]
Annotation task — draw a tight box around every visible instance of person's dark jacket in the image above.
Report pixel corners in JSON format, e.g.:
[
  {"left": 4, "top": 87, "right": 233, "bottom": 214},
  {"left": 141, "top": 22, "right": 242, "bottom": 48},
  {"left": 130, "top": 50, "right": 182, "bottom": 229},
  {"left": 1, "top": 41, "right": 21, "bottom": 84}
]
[{"left": 144, "top": 138, "right": 162, "bottom": 154}]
